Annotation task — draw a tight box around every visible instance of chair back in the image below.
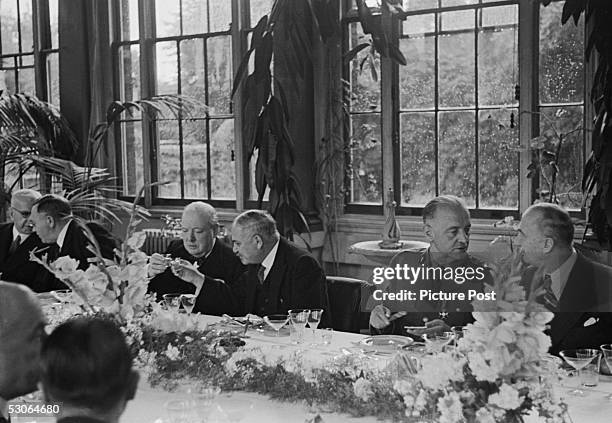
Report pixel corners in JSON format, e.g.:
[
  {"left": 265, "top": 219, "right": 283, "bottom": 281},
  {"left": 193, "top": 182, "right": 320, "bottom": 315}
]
[{"left": 326, "top": 276, "right": 372, "bottom": 333}]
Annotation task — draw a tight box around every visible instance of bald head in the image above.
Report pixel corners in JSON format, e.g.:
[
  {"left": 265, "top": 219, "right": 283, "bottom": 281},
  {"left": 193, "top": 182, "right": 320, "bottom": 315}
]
[
  {"left": 0, "top": 282, "right": 46, "bottom": 399},
  {"left": 180, "top": 202, "right": 218, "bottom": 258}
]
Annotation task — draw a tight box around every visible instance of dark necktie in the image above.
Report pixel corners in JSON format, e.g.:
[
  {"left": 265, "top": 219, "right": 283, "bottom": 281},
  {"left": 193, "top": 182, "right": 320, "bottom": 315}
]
[
  {"left": 257, "top": 264, "right": 266, "bottom": 284},
  {"left": 538, "top": 274, "right": 559, "bottom": 312},
  {"left": 8, "top": 235, "right": 21, "bottom": 255},
  {"left": 47, "top": 243, "right": 60, "bottom": 262}
]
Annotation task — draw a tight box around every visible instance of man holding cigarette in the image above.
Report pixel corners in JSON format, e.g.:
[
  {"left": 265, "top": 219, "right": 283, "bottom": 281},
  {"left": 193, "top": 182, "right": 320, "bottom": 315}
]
[{"left": 147, "top": 202, "right": 245, "bottom": 315}]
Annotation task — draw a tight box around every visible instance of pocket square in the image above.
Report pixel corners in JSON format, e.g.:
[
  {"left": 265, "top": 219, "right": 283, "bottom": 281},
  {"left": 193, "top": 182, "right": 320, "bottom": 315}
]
[{"left": 584, "top": 317, "right": 599, "bottom": 327}]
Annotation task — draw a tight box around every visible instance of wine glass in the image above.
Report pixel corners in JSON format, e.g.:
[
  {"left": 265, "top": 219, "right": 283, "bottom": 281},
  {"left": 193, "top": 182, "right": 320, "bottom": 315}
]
[
  {"left": 163, "top": 293, "right": 182, "bottom": 312},
  {"left": 52, "top": 289, "right": 72, "bottom": 304},
  {"left": 263, "top": 314, "right": 290, "bottom": 337},
  {"left": 288, "top": 309, "right": 310, "bottom": 344},
  {"left": 180, "top": 294, "right": 197, "bottom": 314},
  {"left": 422, "top": 332, "right": 454, "bottom": 354},
  {"left": 308, "top": 309, "right": 324, "bottom": 345},
  {"left": 559, "top": 349, "right": 600, "bottom": 396},
  {"left": 601, "top": 344, "right": 612, "bottom": 400}
]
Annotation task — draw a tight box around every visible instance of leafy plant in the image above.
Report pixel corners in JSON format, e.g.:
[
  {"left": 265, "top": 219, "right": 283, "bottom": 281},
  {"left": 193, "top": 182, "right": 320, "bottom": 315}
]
[{"left": 553, "top": 0, "right": 612, "bottom": 248}]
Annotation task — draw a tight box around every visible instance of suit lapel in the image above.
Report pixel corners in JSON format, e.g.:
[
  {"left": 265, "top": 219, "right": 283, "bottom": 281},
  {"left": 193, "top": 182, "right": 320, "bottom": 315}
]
[
  {"left": 550, "top": 255, "right": 596, "bottom": 350},
  {"left": 0, "top": 224, "right": 13, "bottom": 264}
]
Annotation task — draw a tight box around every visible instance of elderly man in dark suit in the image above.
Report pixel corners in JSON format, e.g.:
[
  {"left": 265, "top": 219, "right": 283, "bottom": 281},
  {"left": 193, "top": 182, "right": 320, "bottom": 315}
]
[
  {"left": 0, "top": 282, "right": 47, "bottom": 422},
  {"left": 516, "top": 203, "right": 612, "bottom": 355},
  {"left": 230, "top": 209, "right": 328, "bottom": 318},
  {"left": 147, "top": 201, "right": 245, "bottom": 315},
  {"left": 0, "top": 189, "right": 53, "bottom": 292},
  {"left": 29, "top": 194, "right": 118, "bottom": 290},
  {"left": 369, "top": 195, "right": 490, "bottom": 337}
]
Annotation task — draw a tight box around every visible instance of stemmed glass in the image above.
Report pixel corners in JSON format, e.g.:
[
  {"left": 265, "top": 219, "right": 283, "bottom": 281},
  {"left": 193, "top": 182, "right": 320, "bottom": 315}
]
[
  {"left": 601, "top": 344, "right": 612, "bottom": 400},
  {"left": 559, "top": 349, "right": 601, "bottom": 396},
  {"left": 163, "top": 293, "right": 182, "bottom": 312},
  {"left": 308, "top": 309, "right": 324, "bottom": 345},
  {"left": 288, "top": 309, "right": 310, "bottom": 344},
  {"left": 422, "top": 332, "right": 454, "bottom": 354},
  {"left": 263, "top": 314, "right": 290, "bottom": 337},
  {"left": 180, "top": 294, "right": 197, "bottom": 314}
]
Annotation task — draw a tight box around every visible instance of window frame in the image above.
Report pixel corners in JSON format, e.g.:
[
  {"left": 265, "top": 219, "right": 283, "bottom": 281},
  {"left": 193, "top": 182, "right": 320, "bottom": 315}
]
[
  {"left": 110, "top": 0, "right": 249, "bottom": 209},
  {"left": 341, "top": 0, "right": 587, "bottom": 219}
]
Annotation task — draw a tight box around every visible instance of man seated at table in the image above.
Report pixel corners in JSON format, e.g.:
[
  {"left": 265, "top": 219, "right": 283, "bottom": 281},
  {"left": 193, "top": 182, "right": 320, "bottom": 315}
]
[
  {"left": 0, "top": 189, "right": 53, "bottom": 292},
  {"left": 40, "top": 316, "right": 139, "bottom": 423},
  {"left": 147, "top": 201, "right": 245, "bottom": 315},
  {"left": 0, "top": 281, "right": 47, "bottom": 423},
  {"left": 516, "top": 203, "right": 612, "bottom": 354},
  {"left": 231, "top": 209, "right": 329, "bottom": 319},
  {"left": 29, "top": 194, "right": 119, "bottom": 289},
  {"left": 369, "top": 195, "right": 490, "bottom": 337}
]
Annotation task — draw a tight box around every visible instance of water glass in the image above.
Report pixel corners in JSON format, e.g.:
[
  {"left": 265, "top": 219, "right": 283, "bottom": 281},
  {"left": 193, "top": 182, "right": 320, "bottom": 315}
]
[
  {"left": 559, "top": 349, "right": 600, "bottom": 395},
  {"left": 577, "top": 349, "right": 601, "bottom": 387},
  {"left": 308, "top": 309, "right": 324, "bottom": 344},
  {"left": 288, "top": 309, "right": 310, "bottom": 344},
  {"left": 422, "top": 332, "right": 454, "bottom": 354}
]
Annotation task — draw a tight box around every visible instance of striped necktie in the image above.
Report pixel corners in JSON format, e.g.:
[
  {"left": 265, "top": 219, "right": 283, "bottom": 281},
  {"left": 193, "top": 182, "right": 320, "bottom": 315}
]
[
  {"left": 8, "top": 235, "right": 20, "bottom": 255},
  {"left": 538, "top": 274, "right": 559, "bottom": 312},
  {"left": 257, "top": 264, "right": 266, "bottom": 284}
]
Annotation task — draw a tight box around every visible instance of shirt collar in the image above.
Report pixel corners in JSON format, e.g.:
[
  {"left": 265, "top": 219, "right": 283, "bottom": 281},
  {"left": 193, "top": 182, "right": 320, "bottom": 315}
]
[
  {"left": 261, "top": 238, "right": 280, "bottom": 280},
  {"left": 548, "top": 248, "right": 577, "bottom": 299},
  {"left": 56, "top": 220, "right": 71, "bottom": 250},
  {"left": 12, "top": 225, "right": 30, "bottom": 243}
]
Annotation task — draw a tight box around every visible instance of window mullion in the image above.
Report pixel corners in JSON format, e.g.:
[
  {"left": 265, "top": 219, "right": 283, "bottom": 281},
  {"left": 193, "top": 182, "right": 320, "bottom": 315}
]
[
  {"left": 231, "top": 0, "right": 246, "bottom": 210},
  {"left": 381, "top": 8, "right": 395, "bottom": 211},
  {"left": 518, "top": 0, "right": 538, "bottom": 213},
  {"left": 139, "top": 0, "right": 157, "bottom": 207}
]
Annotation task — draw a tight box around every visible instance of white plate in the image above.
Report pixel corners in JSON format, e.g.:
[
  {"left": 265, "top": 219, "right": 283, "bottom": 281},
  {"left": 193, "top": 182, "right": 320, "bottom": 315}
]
[{"left": 359, "top": 335, "right": 413, "bottom": 353}]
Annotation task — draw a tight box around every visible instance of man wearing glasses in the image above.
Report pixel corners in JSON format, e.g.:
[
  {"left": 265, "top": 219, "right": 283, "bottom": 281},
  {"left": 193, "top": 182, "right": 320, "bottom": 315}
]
[{"left": 0, "top": 189, "right": 52, "bottom": 291}]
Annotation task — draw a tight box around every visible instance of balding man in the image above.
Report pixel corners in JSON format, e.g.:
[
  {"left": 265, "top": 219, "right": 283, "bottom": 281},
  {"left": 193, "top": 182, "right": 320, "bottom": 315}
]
[
  {"left": 231, "top": 210, "right": 328, "bottom": 319},
  {"left": 0, "top": 282, "right": 47, "bottom": 421},
  {"left": 147, "top": 202, "right": 245, "bottom": 315},
  {"left": 0, "top": 189, "right": 52, "bottom": 292},
  {"left": 517, "top": 203, "right": 612, "bottom": 354},
  {"left": 370, "top": 195, "right": 491, "bottom": 336}
]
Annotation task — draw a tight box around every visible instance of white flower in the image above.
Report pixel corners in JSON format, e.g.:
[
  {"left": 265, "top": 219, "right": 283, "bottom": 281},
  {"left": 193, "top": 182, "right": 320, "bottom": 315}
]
[
  {"left": 352, "top": 377, "right": 373, "bottom": 401},
  {"left": 417, "top": 352, "right": 465, "bottom": 390},
  {"left": 164, "top": 343, "right": 180, "bottom": 361},
  {"left": 52, "top": 256, "right": 80, "bottom": 277},
  {"left": 437, "top": 391, "right": 463, "bottom": 423},
  {"left": 127, "top": 231, "right": 147, "bottom": 250},
  {"left": 488, "top": 384, "right": 522, "bottom": 410}
]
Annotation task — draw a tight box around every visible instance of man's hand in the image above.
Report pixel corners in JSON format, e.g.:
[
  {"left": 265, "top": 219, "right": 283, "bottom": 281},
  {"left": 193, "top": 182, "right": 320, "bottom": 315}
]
[
  {"left": 369, "top": 305, "right": 407, "bottom": 329},
  {"left": 148, "top": 253, "right": 172, "bottom": 278},
  {"left": 170, "top": 258, "right": 205, "bottom": 293}
]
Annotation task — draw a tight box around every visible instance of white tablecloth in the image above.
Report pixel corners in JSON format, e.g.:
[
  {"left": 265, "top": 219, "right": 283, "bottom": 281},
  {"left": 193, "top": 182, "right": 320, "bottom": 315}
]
[{"left": 122, "top": 315, "right": 612, "bottom": 423}]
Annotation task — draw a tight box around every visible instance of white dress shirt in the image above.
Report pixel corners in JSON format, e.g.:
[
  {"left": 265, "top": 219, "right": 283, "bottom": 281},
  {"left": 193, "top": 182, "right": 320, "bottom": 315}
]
[
  {"left": 547, "top": 248, "right": 577, "bottom": 299},
  {"left": 260, "top": 239, "right": 280, "bottom": 281}
]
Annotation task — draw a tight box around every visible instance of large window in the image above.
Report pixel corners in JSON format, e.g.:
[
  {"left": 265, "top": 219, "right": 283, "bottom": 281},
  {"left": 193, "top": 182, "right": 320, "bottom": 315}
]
[
  {"left": 0, "top": 0, "right": 59, "bottom": 103},
  {"left": 345, "top": 0, "right": 584, "bottom": 216},
  {"left": 113, "top": 0, "right": 276, "bottom": 205}
]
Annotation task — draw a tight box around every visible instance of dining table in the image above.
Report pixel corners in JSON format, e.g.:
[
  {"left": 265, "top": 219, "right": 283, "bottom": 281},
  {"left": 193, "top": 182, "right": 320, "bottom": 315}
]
[{"left": 11, "top": 314, "right": 612, "bottom": 423}]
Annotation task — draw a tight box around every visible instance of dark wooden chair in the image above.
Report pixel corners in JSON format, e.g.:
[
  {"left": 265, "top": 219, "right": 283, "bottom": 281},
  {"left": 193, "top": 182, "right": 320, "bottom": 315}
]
[{"left": 326, "top": 276, "right": 373, "bottom": 333}]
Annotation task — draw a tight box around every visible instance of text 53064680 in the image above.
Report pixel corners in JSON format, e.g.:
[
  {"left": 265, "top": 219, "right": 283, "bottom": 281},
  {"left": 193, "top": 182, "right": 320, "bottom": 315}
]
[{"left": 8, "top": 403, "right": 61, "bottom": 417}]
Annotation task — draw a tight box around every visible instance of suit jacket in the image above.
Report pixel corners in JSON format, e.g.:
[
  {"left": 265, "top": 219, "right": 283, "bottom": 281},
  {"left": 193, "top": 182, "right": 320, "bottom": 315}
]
[
  {"left": 0, "top": 223, "right": 53, "bottom": 292},
  {"left": 147, "top": 239, "right": 246, "bottom": 315},
  {"left": 374, "top": 247, "right": 491, "bottom": 335},
  {"left": 522, "top": 252, "right": 612, "bottom": 355},
  {"left": 238, "top": 237, "right": 329, "bottom": 321}
]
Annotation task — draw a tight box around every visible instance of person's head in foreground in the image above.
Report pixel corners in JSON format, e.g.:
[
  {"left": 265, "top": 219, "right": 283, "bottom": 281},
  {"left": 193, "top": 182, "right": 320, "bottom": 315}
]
[
  {"left": 40, "top": 316, "right": 139, "bottom": 423},
  {"left": 0, "top": 281, "right": 46, "bottom": 401},
  {"left": 422, "top": 195, "right": 471, "bottom": 264},
  {"left": 231, "top": 209, "right": 280, "bottom": 265},
  {"left": 516, "top": 202, "right": 573, "bottom": 272},
  {"left": 180, "top": 201, "right": 219, "bottom": 258}
]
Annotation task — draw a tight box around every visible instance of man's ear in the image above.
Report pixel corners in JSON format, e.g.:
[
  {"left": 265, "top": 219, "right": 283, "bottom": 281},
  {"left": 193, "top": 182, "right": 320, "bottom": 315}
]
[
  {"left": 542, "top": 237, "right": 554, "bottom": 254},
  {"left": 423, "top": 224, "right": 435, "bottom": 242},
  {"left": 254, "top": 234, "right": 263, "bottom": 249},
  {"left": 46, "top": 215, "right": 55, "bottom": 228},
  {"left": 125, "top": 371, "right": 140, "bottom": 401}
]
